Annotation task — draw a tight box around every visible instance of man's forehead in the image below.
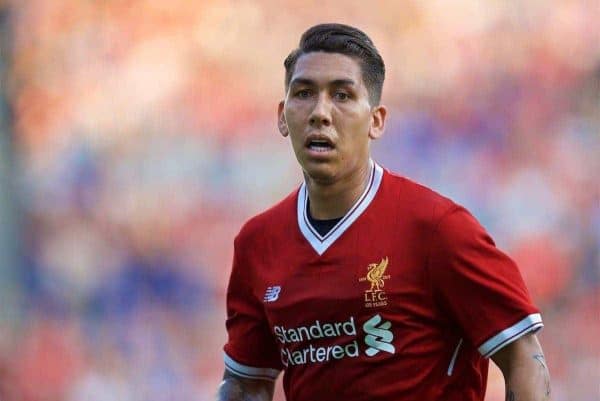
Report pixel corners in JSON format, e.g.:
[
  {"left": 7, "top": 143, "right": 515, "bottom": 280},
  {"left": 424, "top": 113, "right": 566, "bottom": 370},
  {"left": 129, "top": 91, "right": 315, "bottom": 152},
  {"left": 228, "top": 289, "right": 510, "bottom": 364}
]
[{"left": 290, "top": 52, "right": 363, "bottom": 85}]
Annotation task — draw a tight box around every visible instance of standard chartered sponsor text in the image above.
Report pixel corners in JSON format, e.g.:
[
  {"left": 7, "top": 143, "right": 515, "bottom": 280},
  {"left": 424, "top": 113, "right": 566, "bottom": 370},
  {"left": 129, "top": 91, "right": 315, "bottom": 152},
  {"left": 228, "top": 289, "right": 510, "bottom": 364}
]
[
  {"left": 274, "top": 317, "right": 357, "bottom": 343},
  {"left": 274, "top": 317, "right": 359, "bottom": 366},
  {"left": 281, "top": 341, "right": 360, "bottom": 366}
]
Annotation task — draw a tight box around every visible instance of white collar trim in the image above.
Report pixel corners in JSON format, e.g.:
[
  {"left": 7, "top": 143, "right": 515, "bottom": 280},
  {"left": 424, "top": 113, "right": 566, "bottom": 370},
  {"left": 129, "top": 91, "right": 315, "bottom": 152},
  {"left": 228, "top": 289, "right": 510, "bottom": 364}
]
[{"left": 297, "top": 160, "right": 384, "bottom": 255}]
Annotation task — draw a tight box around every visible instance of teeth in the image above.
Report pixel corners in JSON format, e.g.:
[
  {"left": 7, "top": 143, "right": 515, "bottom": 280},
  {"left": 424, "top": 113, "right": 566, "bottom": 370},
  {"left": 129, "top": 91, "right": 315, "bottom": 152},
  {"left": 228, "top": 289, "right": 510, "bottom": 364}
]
[{"left": 307, "top": 138, "right": 333, "bottom": 152}]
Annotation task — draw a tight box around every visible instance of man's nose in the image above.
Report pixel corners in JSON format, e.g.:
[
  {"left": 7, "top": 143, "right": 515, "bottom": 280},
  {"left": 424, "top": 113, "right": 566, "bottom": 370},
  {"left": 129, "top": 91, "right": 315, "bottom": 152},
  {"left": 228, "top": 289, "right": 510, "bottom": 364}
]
[{"left": 309, "top": 94, "right": 332, "bottom": 127}]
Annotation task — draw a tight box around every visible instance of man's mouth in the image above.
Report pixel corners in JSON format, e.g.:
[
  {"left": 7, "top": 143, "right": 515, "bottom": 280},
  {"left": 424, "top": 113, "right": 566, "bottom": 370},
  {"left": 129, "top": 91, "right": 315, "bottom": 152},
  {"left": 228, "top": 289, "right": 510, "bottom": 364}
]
[{"left": 305, "top": 137, "right": 335, "bottom": 153}]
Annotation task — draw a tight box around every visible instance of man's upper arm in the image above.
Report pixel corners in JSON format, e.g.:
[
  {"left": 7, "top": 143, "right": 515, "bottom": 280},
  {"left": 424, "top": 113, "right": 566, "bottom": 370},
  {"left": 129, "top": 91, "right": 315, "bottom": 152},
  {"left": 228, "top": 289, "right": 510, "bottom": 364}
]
[
  {"left": 491, "top": 333, "right": 552, "bottom": 401},
  {"left": 428, "top": 206, "right": 543, "bottom": 355},
  {"left": 217, "top": 369, "right": 275, "bottom": 401},
  {"left": 221, "top": 231, "right": 282, "bottom": 399}
]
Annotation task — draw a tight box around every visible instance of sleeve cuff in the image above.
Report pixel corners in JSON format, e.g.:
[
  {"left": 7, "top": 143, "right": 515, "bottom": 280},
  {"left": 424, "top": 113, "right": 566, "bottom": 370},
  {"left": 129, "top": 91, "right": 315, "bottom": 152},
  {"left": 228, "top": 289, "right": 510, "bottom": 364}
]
[
  {"left": 478, "top": 313, "right": 543, "bottom": 358},
  {"left": 224, "top": 352, "right": 281, "bottom": 381}
]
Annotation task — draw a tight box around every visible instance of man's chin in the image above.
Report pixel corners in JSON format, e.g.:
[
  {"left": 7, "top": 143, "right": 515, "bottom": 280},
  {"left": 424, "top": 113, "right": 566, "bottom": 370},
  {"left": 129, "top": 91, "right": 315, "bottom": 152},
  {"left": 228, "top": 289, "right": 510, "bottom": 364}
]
[{"left": 301, "top": 162, "right": 339, "bottom": 184}]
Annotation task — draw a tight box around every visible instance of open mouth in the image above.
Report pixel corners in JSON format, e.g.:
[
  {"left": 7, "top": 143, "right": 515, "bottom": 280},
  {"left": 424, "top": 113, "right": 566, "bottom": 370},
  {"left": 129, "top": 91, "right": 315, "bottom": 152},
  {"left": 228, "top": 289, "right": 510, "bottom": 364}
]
[{"left": 306, "top": 138, "right": 334, "bottom": 152}]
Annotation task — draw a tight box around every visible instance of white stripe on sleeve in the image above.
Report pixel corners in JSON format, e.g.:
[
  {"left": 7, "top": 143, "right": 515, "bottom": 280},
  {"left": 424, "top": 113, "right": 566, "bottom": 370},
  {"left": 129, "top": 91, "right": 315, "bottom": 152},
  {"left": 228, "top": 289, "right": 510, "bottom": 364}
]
[
  {"left": 478, "top": 313, "right": 543, "bottom": 358},
  {"left": 224, "top": 352, "right": 281, "bottom": 381}
]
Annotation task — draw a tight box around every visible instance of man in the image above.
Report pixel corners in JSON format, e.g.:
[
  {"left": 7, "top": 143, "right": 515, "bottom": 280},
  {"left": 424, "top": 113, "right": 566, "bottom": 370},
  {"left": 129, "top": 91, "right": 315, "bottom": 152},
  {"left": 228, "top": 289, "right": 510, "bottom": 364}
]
[{"left": 218, "top": 24, "right": 552, "bottom": 401}]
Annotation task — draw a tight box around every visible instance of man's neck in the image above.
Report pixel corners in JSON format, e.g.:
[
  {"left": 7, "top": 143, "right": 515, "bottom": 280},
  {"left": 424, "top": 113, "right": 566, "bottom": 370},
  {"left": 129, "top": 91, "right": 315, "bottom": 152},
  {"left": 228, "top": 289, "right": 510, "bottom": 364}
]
[{"left": 305, "top": 160, "right": 372, "bottom": 220}]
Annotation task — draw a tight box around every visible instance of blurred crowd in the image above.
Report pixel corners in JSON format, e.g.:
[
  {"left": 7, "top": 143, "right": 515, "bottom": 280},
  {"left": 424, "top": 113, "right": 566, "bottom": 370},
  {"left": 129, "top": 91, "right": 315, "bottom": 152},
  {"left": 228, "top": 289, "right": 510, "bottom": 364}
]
[{"left": 0, "top": 1, "right": 598, "bottom": 400}]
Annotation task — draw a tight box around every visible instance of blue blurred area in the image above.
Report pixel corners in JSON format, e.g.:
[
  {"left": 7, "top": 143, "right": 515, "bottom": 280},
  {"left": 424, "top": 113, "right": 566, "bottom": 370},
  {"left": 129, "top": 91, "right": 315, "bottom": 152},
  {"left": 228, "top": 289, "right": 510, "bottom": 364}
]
[{"left": 0, "top": 1, "right": 598, "bottom": 400}]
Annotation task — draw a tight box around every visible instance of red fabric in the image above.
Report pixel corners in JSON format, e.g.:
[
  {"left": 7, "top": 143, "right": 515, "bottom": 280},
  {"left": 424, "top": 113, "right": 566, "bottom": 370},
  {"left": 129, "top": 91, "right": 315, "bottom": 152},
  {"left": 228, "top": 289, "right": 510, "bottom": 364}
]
[
  {"left": 428, "top": 205, "right": 540, "bottom": 350},
  {"left": 224, "top": 169, "right": 539, "bottom": 401}
]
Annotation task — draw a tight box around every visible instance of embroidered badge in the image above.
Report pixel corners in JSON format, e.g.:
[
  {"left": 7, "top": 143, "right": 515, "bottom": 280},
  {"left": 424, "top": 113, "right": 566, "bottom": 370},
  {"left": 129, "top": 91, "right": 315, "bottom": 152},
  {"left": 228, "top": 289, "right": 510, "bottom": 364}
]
[{"left": 358, "top": 257, "right": 390, "bottom": 308}]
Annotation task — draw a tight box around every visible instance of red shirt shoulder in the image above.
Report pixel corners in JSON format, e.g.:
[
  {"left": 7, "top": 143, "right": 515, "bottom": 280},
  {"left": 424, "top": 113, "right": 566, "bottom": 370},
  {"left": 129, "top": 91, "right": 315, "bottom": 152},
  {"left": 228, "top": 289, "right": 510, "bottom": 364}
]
[{"left": 382, "top": 169, "right": 458, "bottom": 230}]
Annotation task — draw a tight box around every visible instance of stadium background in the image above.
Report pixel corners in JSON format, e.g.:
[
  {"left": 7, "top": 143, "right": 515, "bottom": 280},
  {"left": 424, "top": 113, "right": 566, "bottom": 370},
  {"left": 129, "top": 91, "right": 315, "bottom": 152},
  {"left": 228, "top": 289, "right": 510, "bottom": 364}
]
[{"left": 0, "top": 0, "right": 598, "bottom": 400}]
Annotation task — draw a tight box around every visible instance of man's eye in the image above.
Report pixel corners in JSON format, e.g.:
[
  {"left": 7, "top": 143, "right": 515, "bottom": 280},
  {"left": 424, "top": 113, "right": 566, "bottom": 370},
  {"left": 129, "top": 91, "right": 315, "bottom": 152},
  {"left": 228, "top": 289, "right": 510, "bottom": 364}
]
[
  {"left": 295, "top": 89, "right": 312, "bottom": 98},
  {"left": 334, "top": 92, "right": 349, "bottom": 101}
]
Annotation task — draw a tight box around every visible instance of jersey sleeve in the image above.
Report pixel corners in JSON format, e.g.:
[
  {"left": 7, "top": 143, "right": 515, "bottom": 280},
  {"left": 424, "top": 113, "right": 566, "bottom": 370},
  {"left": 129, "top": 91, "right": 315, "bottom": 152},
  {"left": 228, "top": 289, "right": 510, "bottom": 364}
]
[
  {"left": 223, "top": 235, "right": 283, "bottom": 381},
  {"left": 428, "top": 206, "right": 543, "bottom": 358}
]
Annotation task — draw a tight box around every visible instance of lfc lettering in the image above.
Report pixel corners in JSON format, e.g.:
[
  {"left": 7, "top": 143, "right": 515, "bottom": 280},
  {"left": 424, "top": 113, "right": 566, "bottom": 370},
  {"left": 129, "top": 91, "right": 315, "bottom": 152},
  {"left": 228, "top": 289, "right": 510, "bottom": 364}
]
[{"left": 364, "top": 290, "right": 388, "bottom": 308}]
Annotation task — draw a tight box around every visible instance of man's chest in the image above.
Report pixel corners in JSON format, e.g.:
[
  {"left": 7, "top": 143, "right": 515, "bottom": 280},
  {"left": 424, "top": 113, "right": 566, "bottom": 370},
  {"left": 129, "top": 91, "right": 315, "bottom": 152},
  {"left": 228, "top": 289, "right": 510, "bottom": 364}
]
[
  {"left": 260, "top": 250, "right": 417, "bottom": 321},
  {"left": 250, "top": 232, "right": 442, "bottom": 365}
]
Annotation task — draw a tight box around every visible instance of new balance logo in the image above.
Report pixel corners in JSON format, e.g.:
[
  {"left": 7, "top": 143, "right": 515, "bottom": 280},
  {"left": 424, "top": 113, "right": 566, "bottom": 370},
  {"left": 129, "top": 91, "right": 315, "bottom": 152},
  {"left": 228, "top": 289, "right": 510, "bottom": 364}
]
[
  {"left": 363, "top": 314, "right": 395, "bottom": 356},
  {"left": 263, "top": 286, "right": 281, "bottom": 302}
]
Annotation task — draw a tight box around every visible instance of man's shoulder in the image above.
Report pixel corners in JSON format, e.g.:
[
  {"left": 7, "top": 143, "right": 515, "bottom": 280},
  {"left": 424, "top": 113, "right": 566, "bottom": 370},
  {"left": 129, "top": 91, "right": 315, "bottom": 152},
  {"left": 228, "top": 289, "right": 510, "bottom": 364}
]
[
  {"left": 235, "top": 188, "right": 299, "bottom": 245},
  {"left": 382, "top": 169, "right": 457, "bottom": 222}
]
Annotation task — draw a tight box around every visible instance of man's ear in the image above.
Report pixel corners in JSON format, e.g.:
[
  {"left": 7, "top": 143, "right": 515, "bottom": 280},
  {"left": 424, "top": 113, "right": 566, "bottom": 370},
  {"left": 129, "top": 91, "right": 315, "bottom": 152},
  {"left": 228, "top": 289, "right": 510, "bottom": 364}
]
[
  {"left": 368, "top": 105, "right": 387, "bottom": 140},
  {"left": 277, "top": 101, "right": 288, "bottom": 137}
]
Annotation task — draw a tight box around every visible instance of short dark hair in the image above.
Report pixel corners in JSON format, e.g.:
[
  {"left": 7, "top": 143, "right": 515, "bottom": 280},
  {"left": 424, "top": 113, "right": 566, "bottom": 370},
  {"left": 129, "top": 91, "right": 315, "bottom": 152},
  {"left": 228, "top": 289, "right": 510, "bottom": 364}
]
[{"left": 284, "top": 23, "right": 385, "bottom": 105}]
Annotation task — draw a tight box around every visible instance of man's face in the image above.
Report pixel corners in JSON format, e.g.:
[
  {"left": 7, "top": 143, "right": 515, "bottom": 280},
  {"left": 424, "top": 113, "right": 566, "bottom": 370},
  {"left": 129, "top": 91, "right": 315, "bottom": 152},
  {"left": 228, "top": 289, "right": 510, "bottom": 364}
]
[{"left": 278, "top": 52, "right": 386, "bottom": 184}]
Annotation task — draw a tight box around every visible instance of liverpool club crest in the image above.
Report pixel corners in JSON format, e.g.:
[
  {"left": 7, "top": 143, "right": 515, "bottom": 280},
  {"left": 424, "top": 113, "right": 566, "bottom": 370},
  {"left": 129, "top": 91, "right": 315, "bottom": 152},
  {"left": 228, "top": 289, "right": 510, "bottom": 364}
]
[{"left": 358, "top": 257, "right": 390, "bottom": 308}]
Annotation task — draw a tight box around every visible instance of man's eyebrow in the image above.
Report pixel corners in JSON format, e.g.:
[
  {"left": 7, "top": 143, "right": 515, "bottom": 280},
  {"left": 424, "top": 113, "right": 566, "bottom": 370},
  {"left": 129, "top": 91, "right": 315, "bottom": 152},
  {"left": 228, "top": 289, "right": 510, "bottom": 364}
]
[
  {"left": 289, "top": 78, "right": 356, "bottom": 87},
  {"left": 289, "top": 78, "right": 315, "bottom": 87},
  {"left": 330, "top": 79, "right": 356, "bottom": 86}
]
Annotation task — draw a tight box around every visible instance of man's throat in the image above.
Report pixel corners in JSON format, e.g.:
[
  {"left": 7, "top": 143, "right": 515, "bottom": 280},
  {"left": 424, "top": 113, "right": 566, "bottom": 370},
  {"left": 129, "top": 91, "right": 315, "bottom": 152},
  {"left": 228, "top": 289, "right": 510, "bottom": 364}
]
[{"left": 305, "top": 161, "right": 373, "bottom": 220}]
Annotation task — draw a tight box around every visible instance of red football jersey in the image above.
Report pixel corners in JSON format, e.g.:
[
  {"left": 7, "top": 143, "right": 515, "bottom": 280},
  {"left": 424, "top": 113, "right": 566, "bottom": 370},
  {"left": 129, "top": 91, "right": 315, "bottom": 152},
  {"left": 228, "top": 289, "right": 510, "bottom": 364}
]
[{"left": 224, "top": 161, "right": 542, "bottom": 401}]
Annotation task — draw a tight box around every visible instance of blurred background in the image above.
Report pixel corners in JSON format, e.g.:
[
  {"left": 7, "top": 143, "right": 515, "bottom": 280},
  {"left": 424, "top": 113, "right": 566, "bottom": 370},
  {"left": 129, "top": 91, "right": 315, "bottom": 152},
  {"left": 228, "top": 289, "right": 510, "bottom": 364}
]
[{"left": 0, "top": 0, "right": 598, "bottom": 400}]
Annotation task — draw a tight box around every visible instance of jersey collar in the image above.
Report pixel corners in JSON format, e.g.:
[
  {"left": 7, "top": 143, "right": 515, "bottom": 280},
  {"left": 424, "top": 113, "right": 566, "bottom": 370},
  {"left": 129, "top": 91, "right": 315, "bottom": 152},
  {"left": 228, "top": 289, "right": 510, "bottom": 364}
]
[{"left": 297, "top": 160, "right": 384, "bottom": 255}]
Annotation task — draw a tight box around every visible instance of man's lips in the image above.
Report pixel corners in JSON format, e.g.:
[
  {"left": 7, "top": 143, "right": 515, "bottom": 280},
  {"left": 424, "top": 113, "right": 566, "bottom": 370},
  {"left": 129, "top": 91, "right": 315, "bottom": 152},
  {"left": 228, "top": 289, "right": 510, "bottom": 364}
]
[{"left": 305, "top": 134, "right": 335, "bottom": 151}]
